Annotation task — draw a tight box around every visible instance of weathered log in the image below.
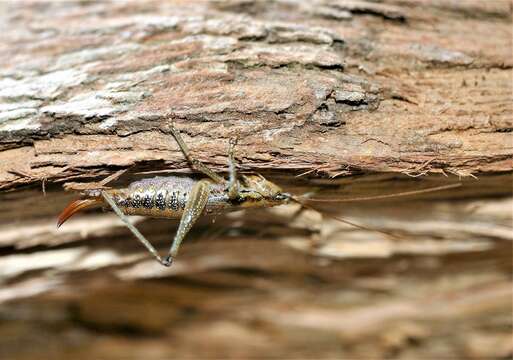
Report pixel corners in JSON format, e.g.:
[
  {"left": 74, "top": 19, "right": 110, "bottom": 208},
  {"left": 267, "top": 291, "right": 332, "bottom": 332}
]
[{"left": 0, "top": 1, "right": 511, "bottom": 359}]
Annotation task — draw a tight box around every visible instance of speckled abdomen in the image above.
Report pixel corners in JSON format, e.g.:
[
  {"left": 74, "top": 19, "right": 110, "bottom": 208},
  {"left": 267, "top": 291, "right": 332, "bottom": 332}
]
[{"left": 107, "top": 176, "right": 227, "bottom": 218}]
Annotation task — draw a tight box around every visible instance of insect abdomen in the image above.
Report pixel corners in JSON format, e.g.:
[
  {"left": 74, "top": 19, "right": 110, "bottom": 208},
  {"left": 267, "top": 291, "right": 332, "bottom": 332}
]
[{"left": 111, "top": 177, "right": 193, "bottom": 218}]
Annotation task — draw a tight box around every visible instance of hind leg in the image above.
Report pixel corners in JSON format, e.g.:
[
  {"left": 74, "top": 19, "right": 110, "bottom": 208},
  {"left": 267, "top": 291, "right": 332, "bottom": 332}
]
[
  {"left": 163, "top": 179, "right": 211, "bottom": 266},
  {"left": 102, "top": 192, "right": 166, "bottom": 265}
]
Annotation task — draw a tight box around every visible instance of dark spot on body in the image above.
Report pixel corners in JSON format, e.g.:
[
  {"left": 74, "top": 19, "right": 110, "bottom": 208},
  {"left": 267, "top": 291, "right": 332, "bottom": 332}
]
[
  {"left": 168, "top": 191, "right": 180, "bottom": 211},
  {"left": 143, "top": 192, "right": 154, "bottom": 209},
  {"left": 156, "top": 190, "right": 167, "bottom": 210},
  {"left": 131, "top": 192, "right": 142, "bottom": 208},
  {"left": 180, "top": 193, "right": 187, "bottom": 210},
  {"left": 115, "top": 195, "right": 129, "bottom": 208}
]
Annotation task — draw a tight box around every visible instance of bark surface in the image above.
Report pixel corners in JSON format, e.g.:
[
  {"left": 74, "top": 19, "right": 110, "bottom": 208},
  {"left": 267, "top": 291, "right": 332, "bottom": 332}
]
[{"left": 0, "top": 1, "right": 511, "bottom": 359}]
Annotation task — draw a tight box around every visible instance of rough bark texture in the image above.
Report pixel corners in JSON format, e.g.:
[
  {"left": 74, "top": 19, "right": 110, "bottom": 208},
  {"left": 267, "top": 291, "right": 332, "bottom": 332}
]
[{"left": 0, "top": 1, "right": 511, "bottom": 359}]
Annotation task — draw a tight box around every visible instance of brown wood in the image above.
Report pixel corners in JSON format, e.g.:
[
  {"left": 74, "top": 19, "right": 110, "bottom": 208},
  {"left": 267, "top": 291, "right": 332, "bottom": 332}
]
[{"left": 0, "top": 1, "right": 511, "bottom": 359}]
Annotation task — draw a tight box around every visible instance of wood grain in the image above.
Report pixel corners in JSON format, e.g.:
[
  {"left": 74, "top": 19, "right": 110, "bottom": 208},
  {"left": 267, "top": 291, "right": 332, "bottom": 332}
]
[{"left": 0, "top": 1, "right": 511, "bottom": 359}]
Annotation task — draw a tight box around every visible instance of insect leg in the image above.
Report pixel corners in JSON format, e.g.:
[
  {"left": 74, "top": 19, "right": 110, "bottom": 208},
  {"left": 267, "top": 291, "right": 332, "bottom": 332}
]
[
  {"left": 163, "top": 179, "right": 211, "bottom": 266},
  {"left": 167, "top": 124, "right": 225, "bottom": 184},
  {"left": 102, "top": 192, "right": 166, "bottom": 265},
  {"left": 227, "top": 138, "right": 239, "bottom": 200}
]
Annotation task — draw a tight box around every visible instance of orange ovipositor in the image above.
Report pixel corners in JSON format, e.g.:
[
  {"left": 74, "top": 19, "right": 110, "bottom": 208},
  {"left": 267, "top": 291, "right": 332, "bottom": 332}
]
[{"left": 57, "top": 198, "right": 103, "bottom": 228}]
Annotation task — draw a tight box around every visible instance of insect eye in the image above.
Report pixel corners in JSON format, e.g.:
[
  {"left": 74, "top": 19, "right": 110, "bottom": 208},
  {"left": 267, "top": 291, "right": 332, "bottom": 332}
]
[{"left": 274, "top": 193, "right": 290, "bottom": 201}]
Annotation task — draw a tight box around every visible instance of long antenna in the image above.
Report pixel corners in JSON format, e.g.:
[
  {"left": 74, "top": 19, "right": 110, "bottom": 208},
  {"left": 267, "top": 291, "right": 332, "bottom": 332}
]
[
  {"left": 289, "top": 196, "right": 402, "bottom": 239},
  {"left": 301, "top": 183, "right": 461, "bottom": 203}
]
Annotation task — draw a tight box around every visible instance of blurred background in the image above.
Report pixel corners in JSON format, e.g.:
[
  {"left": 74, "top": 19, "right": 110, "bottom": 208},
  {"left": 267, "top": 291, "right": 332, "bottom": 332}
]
[{"left": 1, "top": 174, "right": 511, "bottom": 359}]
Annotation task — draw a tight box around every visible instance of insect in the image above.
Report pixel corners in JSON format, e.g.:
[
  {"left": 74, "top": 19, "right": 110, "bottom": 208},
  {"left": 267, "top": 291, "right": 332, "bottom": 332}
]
[{"left": 57, "top": 125, "right": 460, "bottom": 266}]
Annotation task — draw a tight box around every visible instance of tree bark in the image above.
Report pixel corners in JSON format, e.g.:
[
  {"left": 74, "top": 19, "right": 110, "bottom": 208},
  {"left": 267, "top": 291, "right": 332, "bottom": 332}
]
[{"left": 0, "top": 1, "right": 511, "bottom": 359}]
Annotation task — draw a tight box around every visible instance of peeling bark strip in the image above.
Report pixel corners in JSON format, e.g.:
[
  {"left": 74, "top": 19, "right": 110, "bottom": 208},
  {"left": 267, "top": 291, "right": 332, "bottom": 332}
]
[{"left": 0, "top": 2, "right": 512, "bottom": 359}]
